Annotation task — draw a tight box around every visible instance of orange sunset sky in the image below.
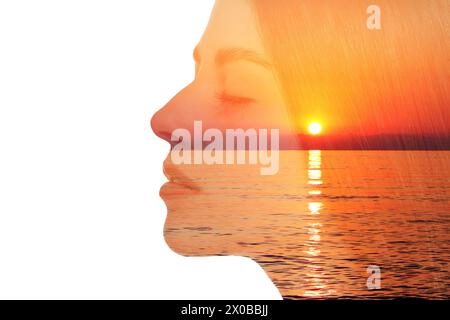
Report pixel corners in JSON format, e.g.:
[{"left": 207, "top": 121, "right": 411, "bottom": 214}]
[{"left": 262, "top": 1, "right": 450, "bottom": 141}]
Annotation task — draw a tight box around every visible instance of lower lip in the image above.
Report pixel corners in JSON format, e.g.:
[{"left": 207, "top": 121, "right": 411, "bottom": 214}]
[{"left": 160, "top": 181, "right": 200, "bottom": 196}]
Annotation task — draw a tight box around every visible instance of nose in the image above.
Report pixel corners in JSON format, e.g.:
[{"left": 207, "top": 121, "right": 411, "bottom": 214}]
[
  {"left": 151, "top": 82, "right": 205, "bottom": 144},
  {"left": 151, "top": 84, "right": 188, "bottom": 143},
  {"left": 150, "top": 106, "right": 172, "bottom": 143}
]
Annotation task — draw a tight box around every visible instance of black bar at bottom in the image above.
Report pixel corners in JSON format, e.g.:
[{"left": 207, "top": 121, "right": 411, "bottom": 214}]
[{"left": 0, "top": 299, "right": 448, "bottom": 318}]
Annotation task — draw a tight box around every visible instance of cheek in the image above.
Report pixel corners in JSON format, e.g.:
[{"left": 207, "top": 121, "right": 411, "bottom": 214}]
[{"left": 220, "top": 103, "right": 291, "bottom": 130}]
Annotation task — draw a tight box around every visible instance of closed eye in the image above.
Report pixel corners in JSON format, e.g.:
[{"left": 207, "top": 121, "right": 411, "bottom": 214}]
[{"left": 216, "top": 92, "right": 255, "bottom": 106}]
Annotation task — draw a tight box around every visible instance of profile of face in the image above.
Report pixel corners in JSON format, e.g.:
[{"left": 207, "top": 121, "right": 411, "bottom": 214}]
[
  {"left": 151, "top": 0, "right": 450, "bottom": 299},
  {"left": 151, "top": 0, "right": 301, "bottom": 254},
  {"left": 151, "top": 0, "right": 305, "bottom": 290}
]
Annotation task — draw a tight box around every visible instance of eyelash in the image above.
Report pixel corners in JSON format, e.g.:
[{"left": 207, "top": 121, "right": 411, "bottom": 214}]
[{"left": 216, "top": 92, "right": 255, "bottom": 107}]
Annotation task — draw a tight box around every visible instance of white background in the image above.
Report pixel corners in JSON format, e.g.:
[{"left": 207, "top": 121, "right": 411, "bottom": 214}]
[{"left": 0, "top": 0, "right": 281, "bottom": 299}]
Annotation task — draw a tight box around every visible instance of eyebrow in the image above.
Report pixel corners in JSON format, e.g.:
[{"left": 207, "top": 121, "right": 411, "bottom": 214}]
[{"left": 193, "top": 46, "right": 272, "bottom": 70}]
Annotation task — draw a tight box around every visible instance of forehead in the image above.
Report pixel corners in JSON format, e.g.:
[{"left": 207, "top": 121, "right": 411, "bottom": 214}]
[{"left": 197, "top": 0, "right": 265, "bottom": 57}]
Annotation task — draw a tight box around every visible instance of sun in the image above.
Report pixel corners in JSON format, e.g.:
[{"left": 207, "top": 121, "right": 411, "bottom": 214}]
[{"left": 308, "top": 122, "right": 322, "bottom": 135}]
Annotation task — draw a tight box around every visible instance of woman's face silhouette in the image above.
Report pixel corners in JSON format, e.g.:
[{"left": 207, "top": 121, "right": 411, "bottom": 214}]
[
  {"left": 151, "top": 0, "right": 303, "bottom": 256},
  {"left": 151, "top": 0, "right": 450, "bottom": 299}
]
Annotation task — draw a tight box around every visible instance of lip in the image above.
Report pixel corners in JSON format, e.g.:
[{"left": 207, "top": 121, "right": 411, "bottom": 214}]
[
  {"left": 160, "top": 181, "right": 200, "bottom": 197},
  {"left": 160, "top": 156, "right": 201, "bottom": 195}
]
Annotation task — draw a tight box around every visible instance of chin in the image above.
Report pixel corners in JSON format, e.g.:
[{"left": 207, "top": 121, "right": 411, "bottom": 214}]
[
  {"left": 163, "top": 233, "right": 192, "bottom": 257},
  {"left": 162, "top": 211, "right": 211, "bottom": 257},
  {"left": 163, "top": 228, "right": 214, "bottom": 258}
]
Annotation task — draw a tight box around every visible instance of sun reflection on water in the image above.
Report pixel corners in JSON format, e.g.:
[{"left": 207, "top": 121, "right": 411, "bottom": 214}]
[{"left": 303, "top": 150, "right": 336, "bottom": 298}]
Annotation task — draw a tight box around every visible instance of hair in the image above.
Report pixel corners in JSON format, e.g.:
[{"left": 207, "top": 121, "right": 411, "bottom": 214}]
[{"left": 250, "top": 0, "right": 450, "bottom": 145}]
